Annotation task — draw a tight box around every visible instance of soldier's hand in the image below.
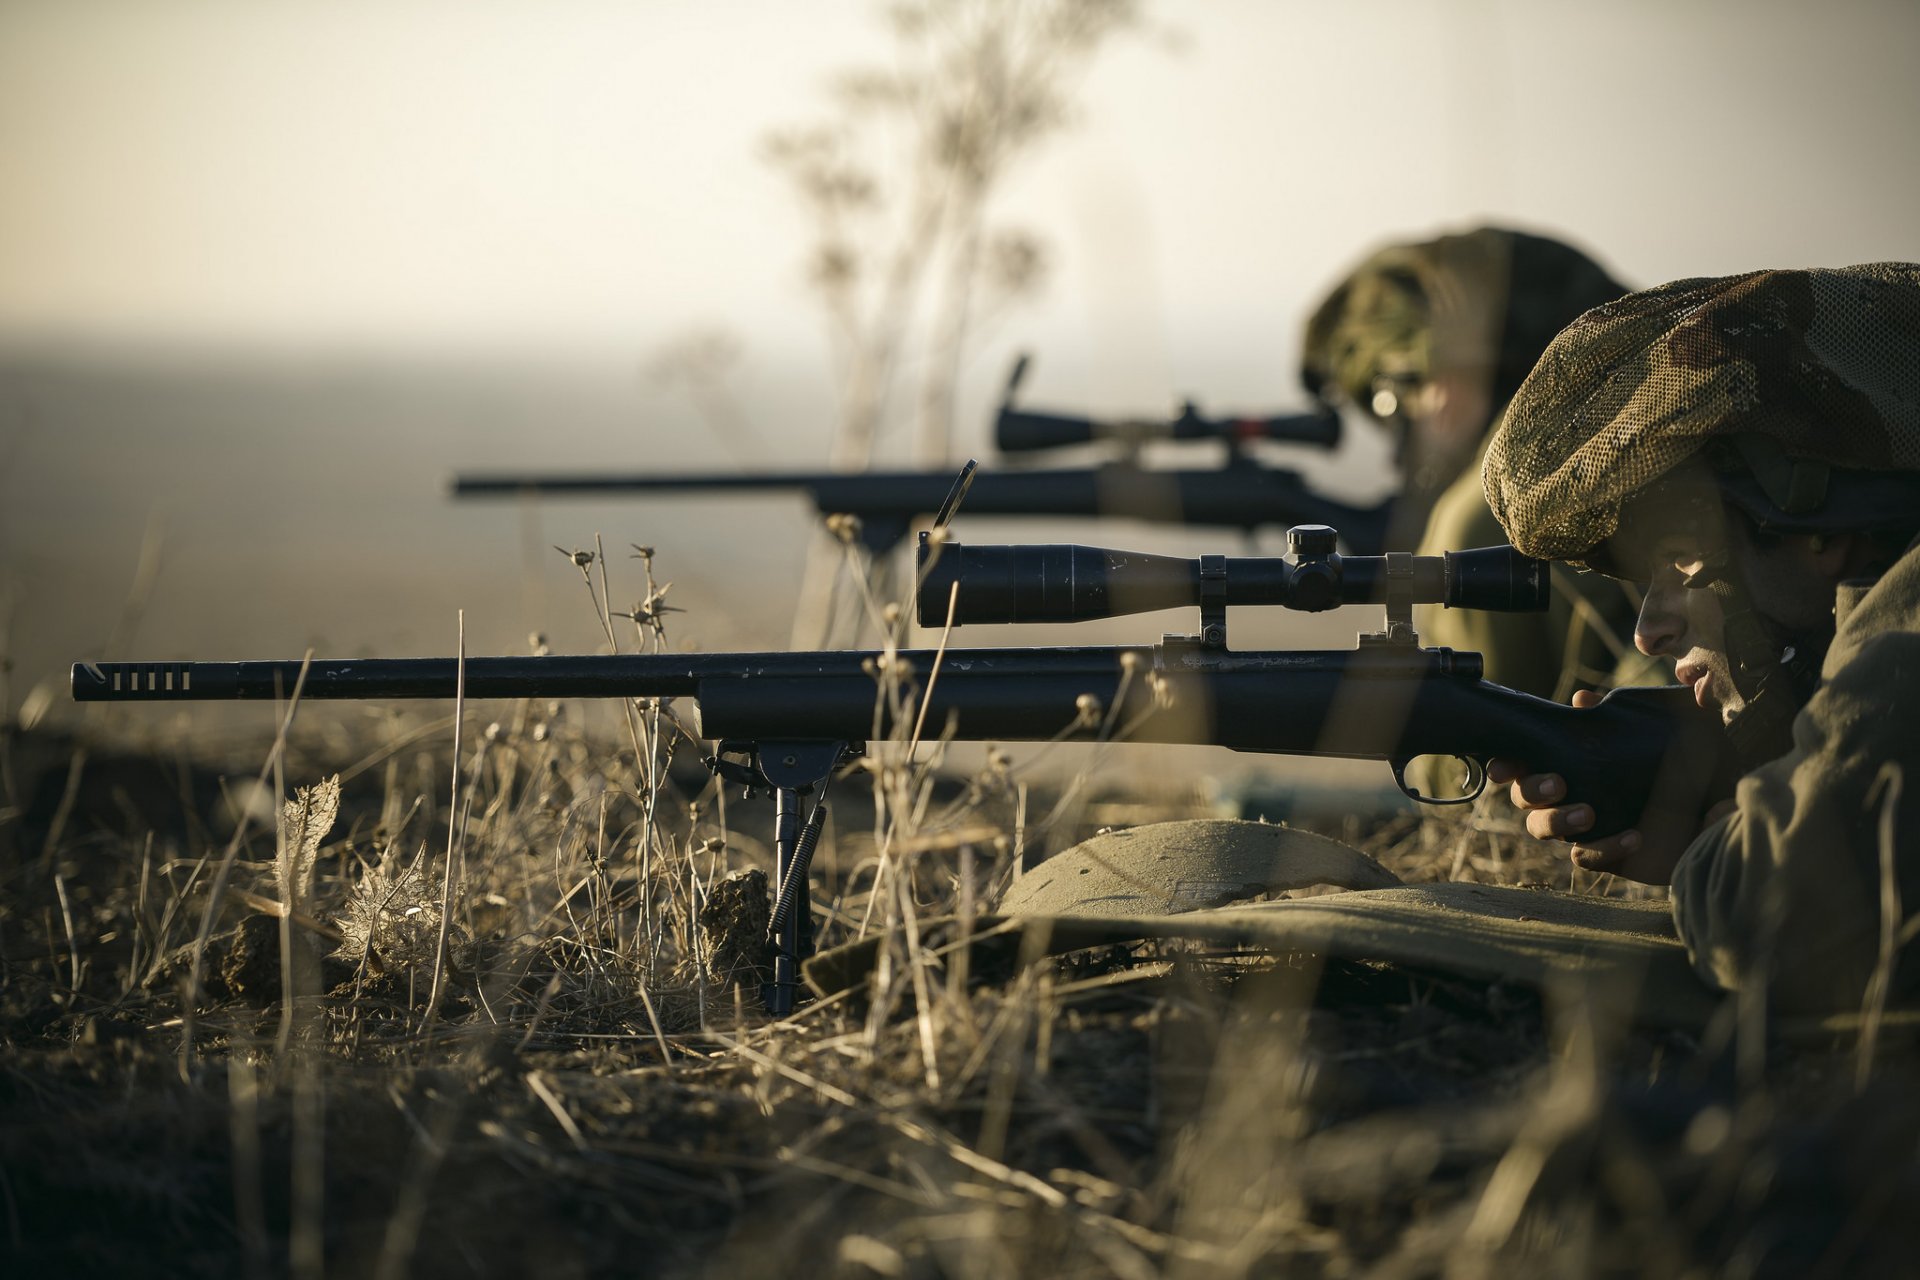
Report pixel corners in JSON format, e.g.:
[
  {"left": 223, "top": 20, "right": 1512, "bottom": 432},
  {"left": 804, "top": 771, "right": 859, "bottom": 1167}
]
[{"left": 1487, "top": 689, "right": 1734, "bottom": 886}]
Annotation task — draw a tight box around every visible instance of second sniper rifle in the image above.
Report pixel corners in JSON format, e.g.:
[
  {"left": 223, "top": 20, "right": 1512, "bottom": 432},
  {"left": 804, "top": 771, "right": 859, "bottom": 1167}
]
[
  {"left": 74, "top": 524, "right": 1701, "bottom": 1015},
  {"left": 452, "top": 355, "right": 1392, "bottom": 555}
]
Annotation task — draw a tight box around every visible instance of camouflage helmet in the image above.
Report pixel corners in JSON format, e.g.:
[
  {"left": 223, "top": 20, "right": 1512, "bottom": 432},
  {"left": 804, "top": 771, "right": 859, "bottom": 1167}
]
[
  {"left": 1485, "top": 263, "right": 1920, "bottom": 568},
  {"left": 1301, "top": 227, "right": 1627, "bottom": 418}
]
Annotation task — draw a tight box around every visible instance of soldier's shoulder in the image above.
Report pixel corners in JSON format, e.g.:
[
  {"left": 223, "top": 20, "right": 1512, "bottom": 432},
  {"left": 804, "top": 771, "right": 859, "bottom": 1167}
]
[
  {"left": 1415, "top": 464, "right": 1506, "bottom": 556},
  {"left": 1830, "top": 536, "right": 1920, "bottom": 671}
]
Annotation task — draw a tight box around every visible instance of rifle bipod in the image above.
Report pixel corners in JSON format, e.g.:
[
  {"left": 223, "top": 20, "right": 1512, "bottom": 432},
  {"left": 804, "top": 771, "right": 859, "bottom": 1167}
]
[{"left": 706, "top": 740, "right": 861, "bottom": 1015}]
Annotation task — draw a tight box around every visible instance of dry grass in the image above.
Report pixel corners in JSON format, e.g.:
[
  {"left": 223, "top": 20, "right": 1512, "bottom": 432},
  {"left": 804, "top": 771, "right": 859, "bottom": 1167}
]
[{"left": 4, "top": 549, "right": 1918, "bottom": 1279}]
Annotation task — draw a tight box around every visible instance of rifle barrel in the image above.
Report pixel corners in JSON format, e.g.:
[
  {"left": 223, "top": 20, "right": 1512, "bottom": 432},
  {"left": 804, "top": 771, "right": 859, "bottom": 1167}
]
[
  {"left": 451, "top": 465, "right": 1395, "bottom": 554},
  {"left": 69, "top": 646, "right": 1146, "bottom": 703},
  {"left": 453, "top": 472, "right": 819, "bottom": 496}
]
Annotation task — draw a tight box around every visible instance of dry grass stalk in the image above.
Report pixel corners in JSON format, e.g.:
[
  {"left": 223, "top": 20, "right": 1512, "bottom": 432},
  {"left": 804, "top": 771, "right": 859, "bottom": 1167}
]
[
  {"left": 421, "top": 613, "right": 465, "bottom": 1037},
  {"left": 12, "top": 483, "right": 1919, "bottom": 1276}
]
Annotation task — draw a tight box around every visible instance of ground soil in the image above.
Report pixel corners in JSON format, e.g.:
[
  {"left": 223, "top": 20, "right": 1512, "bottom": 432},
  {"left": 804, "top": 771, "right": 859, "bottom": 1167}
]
[{"left": 5, "top": 720, "right": 1919, "bottom": 1278}]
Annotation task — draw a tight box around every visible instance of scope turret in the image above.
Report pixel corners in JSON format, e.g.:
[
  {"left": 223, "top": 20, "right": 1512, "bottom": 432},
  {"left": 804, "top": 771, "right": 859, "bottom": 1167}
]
[{"left": 915, "top": 526, "right": 1549, "bottom": 628}]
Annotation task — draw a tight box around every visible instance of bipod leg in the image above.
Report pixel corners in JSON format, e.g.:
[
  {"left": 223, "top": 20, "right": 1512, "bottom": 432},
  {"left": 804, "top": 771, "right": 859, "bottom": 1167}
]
[
  {"left": 766, "top": 785, "right": 805, "bottom": 1016},
  {"left": 770, "top": 796, "right": 828, "bottom": 966},
  {"left": 749, "top": 741, "right": 852, "bottom": 1017}
]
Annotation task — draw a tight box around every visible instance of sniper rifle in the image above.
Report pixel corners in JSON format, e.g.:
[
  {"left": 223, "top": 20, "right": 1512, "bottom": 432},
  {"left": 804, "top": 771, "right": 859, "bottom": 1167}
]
[
  {"left": 452, "top": 356, "right": 1388, "bottom": 555},
  {"left": 72, "top": 524, "right": 1700, "bottom": 1014}
]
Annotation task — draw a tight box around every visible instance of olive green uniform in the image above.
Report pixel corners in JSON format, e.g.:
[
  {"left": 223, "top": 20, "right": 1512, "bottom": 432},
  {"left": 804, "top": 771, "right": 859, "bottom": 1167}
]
[
  {"left": 1485, "top": 262, "right": 1920, "bottom": 1015},
  {"left": 1415, "top": 435, "right": 1658, "bottom": 700},
  {"left": 1670, "top": 537, "right": 1920, "bottom": 1013}
]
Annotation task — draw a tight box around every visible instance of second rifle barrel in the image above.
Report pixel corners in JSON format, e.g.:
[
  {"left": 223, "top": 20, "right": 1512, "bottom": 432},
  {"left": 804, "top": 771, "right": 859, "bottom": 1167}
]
[{"left": 450, "top": 466, "right": 1395, "bottom": 555}]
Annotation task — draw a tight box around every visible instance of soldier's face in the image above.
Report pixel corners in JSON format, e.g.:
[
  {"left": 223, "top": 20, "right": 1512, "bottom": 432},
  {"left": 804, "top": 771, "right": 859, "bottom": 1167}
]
[
  {"left": 1629, "top": 520, "right": 1847, "bottom": 725},
  {"left": 1385, "top": 371, "right": 1493, "bottom": 494}
]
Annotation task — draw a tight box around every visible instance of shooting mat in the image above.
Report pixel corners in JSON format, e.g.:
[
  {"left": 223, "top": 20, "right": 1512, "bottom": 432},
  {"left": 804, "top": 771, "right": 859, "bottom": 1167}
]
[{"left": 808, "top": 818, "right": 1721, "bottom": 1030}]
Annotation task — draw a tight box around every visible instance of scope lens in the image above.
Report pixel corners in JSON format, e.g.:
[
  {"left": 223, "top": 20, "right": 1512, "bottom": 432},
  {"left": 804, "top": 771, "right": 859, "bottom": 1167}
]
[{"left": 1444, "top": 546, "right": 1550, "bottom": 612}]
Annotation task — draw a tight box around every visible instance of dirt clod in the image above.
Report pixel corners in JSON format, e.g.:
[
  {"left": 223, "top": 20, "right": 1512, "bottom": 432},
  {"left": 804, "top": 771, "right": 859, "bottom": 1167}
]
[{"left": 699, "top": 867, "right": 772, "bottom": 990}]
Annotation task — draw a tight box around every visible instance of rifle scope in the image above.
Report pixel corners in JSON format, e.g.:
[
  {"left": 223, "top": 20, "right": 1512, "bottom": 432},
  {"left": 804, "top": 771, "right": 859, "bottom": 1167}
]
[
  {"left": 994, "top": 404, "right": 1343, "bottom": 455},
  {"left": 991, "top": 353, "right": 1342, "bottom": 455},
  {"left": 915, "top": 524, "right": 1549, "bottom": 627}
]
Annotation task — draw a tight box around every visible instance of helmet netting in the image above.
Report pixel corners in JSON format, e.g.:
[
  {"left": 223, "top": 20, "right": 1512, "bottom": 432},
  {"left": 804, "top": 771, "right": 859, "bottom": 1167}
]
[{"left": 1485, "top": 262, "right": 1920, "bottom": 562}]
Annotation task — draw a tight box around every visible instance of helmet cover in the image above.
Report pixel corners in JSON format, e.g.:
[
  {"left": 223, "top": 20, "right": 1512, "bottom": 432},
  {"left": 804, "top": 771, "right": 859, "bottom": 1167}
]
[
  {"left": 1302, "top": 227, "right": 1626, "bottom": 416},
  {"left": 1486, "top": 262, "right": 1920, "bottom": 565}
]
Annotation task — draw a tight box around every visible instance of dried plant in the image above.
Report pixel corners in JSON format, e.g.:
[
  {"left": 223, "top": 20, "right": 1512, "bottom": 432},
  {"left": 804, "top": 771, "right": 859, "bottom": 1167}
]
[
  {"left": 331, "top": 857, "right": 460, "bottom": 979},
  {"left": 275, "top": 774, "right": 339, "bottom": 914},
  {"left": 769, "top": 0, "right": 1144, "bottom": 646}
]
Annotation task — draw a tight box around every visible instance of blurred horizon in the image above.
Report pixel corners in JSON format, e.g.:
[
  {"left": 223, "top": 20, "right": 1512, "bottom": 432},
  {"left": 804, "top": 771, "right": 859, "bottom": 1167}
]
[
  {"left": 9, "top": 1, "right": 1918, "bottom": 366},
  {"left": 6, "top": 0, "right": 1919, "bottom": 743}
]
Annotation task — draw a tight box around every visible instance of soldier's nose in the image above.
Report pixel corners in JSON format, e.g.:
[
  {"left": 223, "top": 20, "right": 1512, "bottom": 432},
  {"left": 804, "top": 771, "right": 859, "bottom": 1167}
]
[{"left": 1634, "top": 586, "right": 1685, "bottom": 657}]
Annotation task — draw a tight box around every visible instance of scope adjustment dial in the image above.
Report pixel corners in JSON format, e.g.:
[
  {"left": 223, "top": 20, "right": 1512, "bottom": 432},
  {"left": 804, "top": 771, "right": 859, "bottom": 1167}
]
[{"left": 1288, "top": 524, "right": 1339, "bottom": 558}]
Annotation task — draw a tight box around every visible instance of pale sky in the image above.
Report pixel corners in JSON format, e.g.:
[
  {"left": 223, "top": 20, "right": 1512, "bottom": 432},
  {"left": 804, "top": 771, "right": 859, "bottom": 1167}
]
[{"left": 5, "top": 0, "right": 1917, "bottom": 379}]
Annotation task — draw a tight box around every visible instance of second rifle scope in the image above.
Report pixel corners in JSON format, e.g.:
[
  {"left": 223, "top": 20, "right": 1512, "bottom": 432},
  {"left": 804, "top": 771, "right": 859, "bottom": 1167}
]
[{"left": 916, "top": 524, "right": 1549, "bottom": 627}]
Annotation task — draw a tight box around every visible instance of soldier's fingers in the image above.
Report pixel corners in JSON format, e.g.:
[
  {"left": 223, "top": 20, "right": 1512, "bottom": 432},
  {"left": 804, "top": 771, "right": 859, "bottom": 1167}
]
[
  {"left": 1524, "top": 803, "right": 1593, "bottom": 842},
  {"left": 1486, "top": 758, "right": 1527, "bottom": 785},
  {"left": 1571, "top": 689, "right": 1604, "bottom": 710},
  {"left": 1508, "top": 773, "right": 1569, "bottom": 809},
  {"left": 1569, "top": 832, "right": 1643, "bottom": 874}
]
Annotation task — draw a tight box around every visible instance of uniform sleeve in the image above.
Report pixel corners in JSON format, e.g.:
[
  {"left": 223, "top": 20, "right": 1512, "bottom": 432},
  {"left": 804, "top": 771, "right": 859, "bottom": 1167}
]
[{"left": 1669, "top": 627, "right": 1920, "bottom": 1013}]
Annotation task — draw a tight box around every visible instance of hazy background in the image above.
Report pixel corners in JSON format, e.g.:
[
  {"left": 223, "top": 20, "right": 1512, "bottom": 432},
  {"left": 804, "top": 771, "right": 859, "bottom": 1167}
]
[{"left": 5, "top": 0, "right": 1919, "bottom": 742}]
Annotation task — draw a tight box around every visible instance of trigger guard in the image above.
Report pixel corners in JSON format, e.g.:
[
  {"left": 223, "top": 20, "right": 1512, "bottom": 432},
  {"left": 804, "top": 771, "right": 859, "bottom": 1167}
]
[{"left": 1391, "top": 755, "right": 1487, "bottom": 806}]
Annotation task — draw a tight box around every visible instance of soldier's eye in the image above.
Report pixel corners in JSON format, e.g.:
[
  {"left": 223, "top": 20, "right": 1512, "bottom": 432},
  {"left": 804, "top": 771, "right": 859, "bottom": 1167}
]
[{"left": 1676, "top": 552, "right": 1726, "bottom": 590}]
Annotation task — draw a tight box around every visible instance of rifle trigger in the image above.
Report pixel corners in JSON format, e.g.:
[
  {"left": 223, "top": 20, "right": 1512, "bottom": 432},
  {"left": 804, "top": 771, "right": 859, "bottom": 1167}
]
[{"left": 1456, "top": 755, "right": 1488, "bottom": 801}]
